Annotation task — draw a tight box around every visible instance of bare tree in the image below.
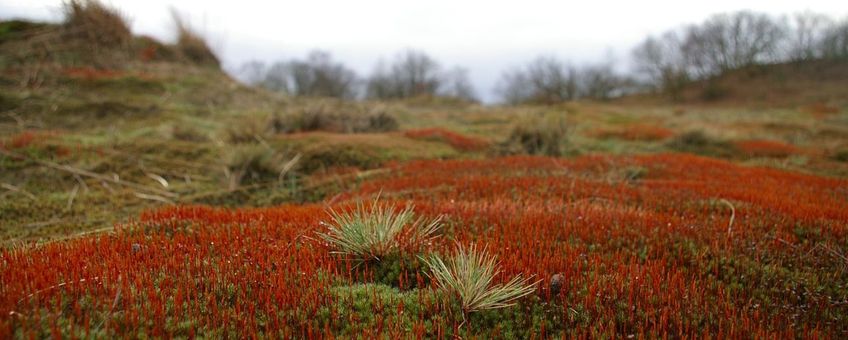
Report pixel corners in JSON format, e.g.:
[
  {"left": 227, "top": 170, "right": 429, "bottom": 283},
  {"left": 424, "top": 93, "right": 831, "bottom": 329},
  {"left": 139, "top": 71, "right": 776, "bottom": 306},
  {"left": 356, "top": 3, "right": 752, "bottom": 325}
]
[
  {"left": 244, "top": 51, "right": 358, "bottom": 99},
  {"left": 682, "top": 11, "right": 787, "bottom": 76},
  {"left": 390, "top": 50, "right": 442, "bottom": 98},
  {"left": 527, "top": 57, "right": 579, "bottom": 103},
  {"left": 262, "top": 61, "right": 291, "bottom": 93},
  {"left": 237, "top": 60, "right": 268, "bottom": 86},
  {"left": 439, "top": 67, "right": 478, "bottom": 102},
  {"left": 631, "top": 32, "right": 690, "bottom": 99},
  {"left": 366, "top": 50, "right": 470, "bottom": 100},
  {"left": 579, "top": 61, "right": 623, "bottom": 100},
  {"left": 820, "top": 19, "right": 848, "bottom": 60},
  {"left": 785, "top": 12, "right": 832, "bottom": 61},
  {"left": 495, "top": 68, "right": 533, "bottom": 105},
  {"left": 365, "top": 60, "right": 394, "bottom": 99},
  {"left": 286, "top": 50, "right": 358, "bottom": 99},
  {"left": 495, "top": 56, "right": 579, "bottom": 104}
]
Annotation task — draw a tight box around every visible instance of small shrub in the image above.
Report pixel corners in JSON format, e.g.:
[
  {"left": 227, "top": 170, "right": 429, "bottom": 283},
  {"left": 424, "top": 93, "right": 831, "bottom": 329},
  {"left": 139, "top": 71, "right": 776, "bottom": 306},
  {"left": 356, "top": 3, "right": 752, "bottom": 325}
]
[
  {"left": 297, "top": 105, "right": 337, "bottom": 132},
  {"left": 667, "top": 131, "right": 737, "bottom": 157},
  {"left": 171, "top": 125, "right": 208, "bottom": 142},
  {"left": 281, "top": 104, "right": 399, "bottom": 134},
  {"left": 0, "top": 20, "right": 52, "bottom": 44},
  {"left": 317, "top": 199, "right": 442, "bottom": 261},
  {"left": 171, "top": 10, "right": 220, "bottom": 67},
  {"left": 224, "top": 144, "right": 296, "bottom": 187},
  {"left": 364, "top": 109, "right": 399, "bottom": 132},
  {"left": 62, "top": 0, "right": 131, "bottom": 48},
  {"left": 223, "top": 118, "right": 270, "bottom": 144},
  {"left": 832, "top": 150, "right": 848, "bottom": 162},
  {"left": 499, "top": 112, "right": 568, "bottom": 156},
  {"left": 423, "top": 245, "right": 537, "bottom": 313},
  {"left": 299, "top": 144, "right": 383, "bottom": 173},
  {"left": 700, "top": 80, "right": 728, "bottom": 101}
]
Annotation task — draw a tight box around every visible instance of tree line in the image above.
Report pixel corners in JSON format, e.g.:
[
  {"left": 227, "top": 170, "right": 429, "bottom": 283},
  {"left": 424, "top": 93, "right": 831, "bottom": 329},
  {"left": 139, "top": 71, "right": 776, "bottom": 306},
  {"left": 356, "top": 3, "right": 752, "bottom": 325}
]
[
  {"left": 238, "top": 50, "right": 477, "bottom": 102},
  {"left": 632, "top": 11, "right": 848, "bottom": 99},
  {"left": 237, "top": 10, "right": 848, "bottom": 104}
]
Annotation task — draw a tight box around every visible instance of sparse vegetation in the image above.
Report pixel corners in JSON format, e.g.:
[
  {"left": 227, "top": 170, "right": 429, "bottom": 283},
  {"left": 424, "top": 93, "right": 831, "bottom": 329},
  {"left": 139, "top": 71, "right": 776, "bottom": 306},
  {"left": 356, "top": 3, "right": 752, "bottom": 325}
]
[
  {"left": 499, "top": 112, "right": 569, "bottom": 156},
  {"left": 833, "top": 150, "right": 848, "bottom": 162},
  {"left": 223, "top": 143, "right": 297, "bottom": 187},
  {"left": 667, "top": 131, "right": 737, "bottom": 157},
  {"left": 281, "top": 104, "right": 399, "bottom": 133},
  {"left": 171, "top": 10, "right": 220, "bottom": 68},
  {"left": 423, "top": 245, "right": 537, "bottom": 313},
  {"left": 62, "top": 0, "right": 131, "bottom": 48}
]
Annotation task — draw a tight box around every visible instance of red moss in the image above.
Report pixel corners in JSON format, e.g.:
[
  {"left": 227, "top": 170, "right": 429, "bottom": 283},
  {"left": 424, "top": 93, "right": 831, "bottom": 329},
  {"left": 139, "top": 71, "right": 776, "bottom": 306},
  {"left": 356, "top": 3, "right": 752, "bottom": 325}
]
[
  {"left": 62, "top": 67, "right": 154, "bottom": 81},
  {"left": 1, "top": 130, "right": 72, "bottom": 159},
  {"left": 404, "top": 128, "right": 489, "bottom": 151},
  {"left": 1, "top": 154, "right": 846, "bottom": 337},
  {"left": 1, "top": 131, "right": 37, "bottom": 149},
  {"left": 735, "top": 139, "right": 801, "bottom": 158},
  {"left": 803, "top": 103, "right": 840, "bottom": 116},
  {"left": 63, "top": 67, "right": 126, "bottom": 80}
]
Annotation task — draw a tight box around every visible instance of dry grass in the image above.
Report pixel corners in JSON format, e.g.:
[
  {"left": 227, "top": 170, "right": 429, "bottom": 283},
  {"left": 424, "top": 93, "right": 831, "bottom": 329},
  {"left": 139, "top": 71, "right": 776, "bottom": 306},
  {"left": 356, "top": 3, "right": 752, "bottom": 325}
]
[
  {"left": 171, "top": 10, "right": 220, "bottom": 68},
  {"left": 280, "top": 104, "right": 399, "bottom": 134},
  {"left": 423, "top": 244, "right": 537, "bottom": 313},
  {"left": 223, "top": 143, "right": 297, "bottom": 188},
  {"left": 499, "top": 112, "right": 569, "bottom": 156},
  {"left": 62, "top": 0, "right": 131, "bottom": 48}
]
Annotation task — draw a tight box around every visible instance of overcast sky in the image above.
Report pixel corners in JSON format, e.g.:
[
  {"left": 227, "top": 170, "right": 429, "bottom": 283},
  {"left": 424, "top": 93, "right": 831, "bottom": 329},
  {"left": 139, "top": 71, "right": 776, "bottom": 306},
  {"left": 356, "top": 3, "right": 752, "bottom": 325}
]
[{"left": 2, "top": 0, "right": 845, "bottom": 101}]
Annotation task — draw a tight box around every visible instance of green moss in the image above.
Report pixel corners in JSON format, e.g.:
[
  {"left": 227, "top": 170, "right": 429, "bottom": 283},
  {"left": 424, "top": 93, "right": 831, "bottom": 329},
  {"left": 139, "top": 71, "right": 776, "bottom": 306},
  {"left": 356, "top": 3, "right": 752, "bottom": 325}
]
[
  {"left": 356, "top": 253, "right": 431, "bottom": 289},
  {"left": 316, "top": 283, "right": 442, "bottom": 336}
]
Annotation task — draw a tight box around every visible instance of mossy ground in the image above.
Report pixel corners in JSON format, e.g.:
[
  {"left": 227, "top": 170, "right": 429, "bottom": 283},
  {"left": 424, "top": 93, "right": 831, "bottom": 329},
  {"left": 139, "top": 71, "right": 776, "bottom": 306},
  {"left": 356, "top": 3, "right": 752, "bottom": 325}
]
[{"left": 2, "top": 19, "right": 848, "bottom": 337}]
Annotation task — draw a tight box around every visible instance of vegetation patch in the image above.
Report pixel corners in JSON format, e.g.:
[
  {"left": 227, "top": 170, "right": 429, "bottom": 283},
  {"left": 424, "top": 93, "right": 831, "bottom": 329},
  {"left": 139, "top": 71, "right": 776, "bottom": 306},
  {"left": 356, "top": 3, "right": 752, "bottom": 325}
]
[
  {"left": 666, "top": 131, "right": 738, "bottom": 158},
  {"left": 591, "top": 124, "right": 674, "bottom": 141},
  {"left": 497, "top": 112, "right": 569, "bottom": 156},
  {"left": 298, "top": 143, "right": 385, "bottom": 173},
  {"left": 735, "top": 139, "right": 801, "bottom": 158},
  {"left": 275, "top": 104, "right": 399, "bottom": 134},
  {"left": 171, "top": 11, "right": 220, "bottom": 68},
  {"left": 62, "top": 0, "right": 132, "bottom": 48},
  {"left": 404, "top": 128, "right": 488, "bottom": 151}
]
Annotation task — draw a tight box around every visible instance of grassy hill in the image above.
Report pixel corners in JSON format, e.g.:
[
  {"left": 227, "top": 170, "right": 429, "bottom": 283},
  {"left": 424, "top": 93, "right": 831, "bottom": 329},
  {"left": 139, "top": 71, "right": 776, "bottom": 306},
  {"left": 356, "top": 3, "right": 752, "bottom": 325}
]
[{"left": 623, "top": 60, "right": 848, "bottom": 110}]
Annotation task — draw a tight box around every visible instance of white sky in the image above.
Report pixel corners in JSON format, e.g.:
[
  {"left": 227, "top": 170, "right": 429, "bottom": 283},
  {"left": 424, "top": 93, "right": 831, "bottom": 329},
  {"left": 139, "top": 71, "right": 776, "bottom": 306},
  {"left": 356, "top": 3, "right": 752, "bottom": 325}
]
[{"left": 2, "top": 0, "right": 845, "bottom": 101}]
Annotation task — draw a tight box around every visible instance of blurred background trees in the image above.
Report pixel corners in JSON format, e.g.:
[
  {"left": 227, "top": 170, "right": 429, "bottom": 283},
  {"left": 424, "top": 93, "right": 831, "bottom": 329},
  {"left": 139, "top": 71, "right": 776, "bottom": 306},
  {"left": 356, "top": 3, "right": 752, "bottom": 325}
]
[{"left": 234, "top": 10, "right": 847, "bottom": 105}]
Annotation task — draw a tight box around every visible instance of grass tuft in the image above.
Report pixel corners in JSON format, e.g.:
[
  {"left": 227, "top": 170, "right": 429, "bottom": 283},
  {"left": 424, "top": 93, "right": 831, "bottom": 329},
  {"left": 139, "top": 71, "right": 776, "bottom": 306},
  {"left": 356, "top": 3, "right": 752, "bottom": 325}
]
[
  {"left": 318, "top": 199, "right": 441, "bottom": 260},
  {"left": 423, "top": 245, "right": 537, "bottom": 313}
]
